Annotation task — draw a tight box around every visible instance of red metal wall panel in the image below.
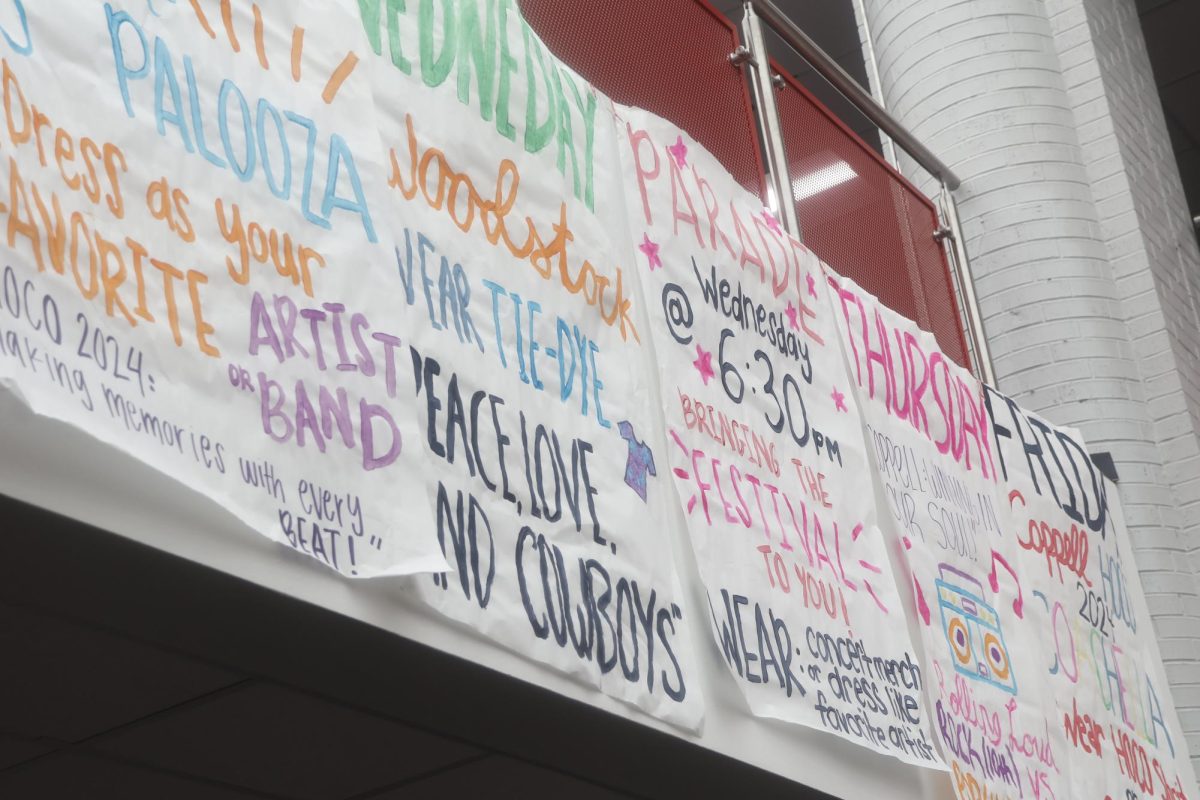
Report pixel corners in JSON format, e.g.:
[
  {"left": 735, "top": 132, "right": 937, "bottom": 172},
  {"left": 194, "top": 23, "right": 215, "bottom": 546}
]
[
  {"left": 518, "top": 0, "right": 765, "bottom": 198},
  {"left": 518, "top": 1, "right": 971, "bottom": 369},
  {"left": 773, "top": 65, "right": 970, "bottom": 367}
]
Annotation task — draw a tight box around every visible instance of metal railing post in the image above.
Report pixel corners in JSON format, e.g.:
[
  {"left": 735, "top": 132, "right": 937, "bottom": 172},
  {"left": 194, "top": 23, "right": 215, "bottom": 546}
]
[
  {"left": 738, "top": 2, "right": 802, "bottom": 239},
  {"left": 739, "top": 0, "right": 997, "bottom": 384},
  {"left": 939, "top": 184, "right": 996, "bottom": 386},
  {"left": 748, "top": 0, "right": 960, "bottom": 190}
]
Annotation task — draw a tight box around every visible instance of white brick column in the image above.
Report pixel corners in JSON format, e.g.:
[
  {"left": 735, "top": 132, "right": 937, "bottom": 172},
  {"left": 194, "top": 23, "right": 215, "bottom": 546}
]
[{"left": 860, "top": 0, "right": 1200, "bottom": 771}]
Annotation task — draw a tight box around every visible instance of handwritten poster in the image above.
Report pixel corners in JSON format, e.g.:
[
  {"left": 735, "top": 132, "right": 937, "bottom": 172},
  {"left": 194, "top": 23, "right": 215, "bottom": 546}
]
[
  {"left": 988, "top": 393, "right": 1198, "bottom": 799},
  {"left": 0, "top": 0, "right": 1196, "bottom": 788},
  {"left": 0, "top": 0, "right": 706, "bottom": 727},
  {"left": 0, "top": 0, "right": 451, "bottom": 576},
  {"left": 357, "top": 0, "right": 703, "bottom": 727},
  {"left": 616, "top": 105, "right": 941, "bottom": 765},
  {"left": 831, "top": 269, "right": 1198, "bottom": 798},
  {"left": 828, "top": 271, "right": 1077, "bottom": 796}
]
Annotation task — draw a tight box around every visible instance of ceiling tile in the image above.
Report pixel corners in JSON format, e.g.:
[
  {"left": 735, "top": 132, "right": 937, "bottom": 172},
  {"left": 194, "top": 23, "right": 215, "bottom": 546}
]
[
  {"left": 92, "top": 683, "right": 480, "bottom": 800},
  {"left": 370, "top": 755, "right": 633, "bottom": 800},
  {"left": 0, "top": 735, "right": 55, "bottom": 770},
  {"left": 0, "top": 752, "right": 262, "bottom": 800},
  {"left": 0, "top": 603, "right": 241, "bottom": 742}
]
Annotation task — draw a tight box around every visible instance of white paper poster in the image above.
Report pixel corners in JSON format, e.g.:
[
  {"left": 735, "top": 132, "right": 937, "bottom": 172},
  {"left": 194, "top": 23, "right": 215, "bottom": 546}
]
[
  {"left": 0, "top": 0, "right": 448, "bottom": 576},
  {"left": 987, "top": 390, "right": 1198, "bottom": 800},
  {"left": 358, "top": 0, "right": 704, "bottom": 727},
  {"left": 0, "top": 0, "right": 705, "bottom": 726},
  {"left": 832, "top": 269, "right": 1198, "bottom": 799},
  {"left": 617, "top": 105, "right": 942, "bottom": 765},
  {"left": 0, "top": 0, "right": 1196, "bottom": 785}
]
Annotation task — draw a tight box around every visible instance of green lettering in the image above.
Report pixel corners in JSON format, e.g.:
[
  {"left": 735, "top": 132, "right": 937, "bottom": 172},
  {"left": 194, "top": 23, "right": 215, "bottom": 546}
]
[
  {"left": 521, "top": 21, "right": 555, "bottom": 154},
  {"left": 550, "top": 65, "right": 578, "bottom": 200},
  {"left": 494, "top": 0, "right": 517, "bottom": 141},
  {"left": 358, "top": 0, "right": 385, "bottom": 52},
  {"left": 419, "top": 0, "right": 457, "bottom": 88},
  {"left": 561, "top": 69, "right": 597, "bottom": 211},
  {"left": 357, "top": 0, "right": 411, "bottom": 74},
  {"left": 456, "top": 0, "right": 496, "bottom": 121}
]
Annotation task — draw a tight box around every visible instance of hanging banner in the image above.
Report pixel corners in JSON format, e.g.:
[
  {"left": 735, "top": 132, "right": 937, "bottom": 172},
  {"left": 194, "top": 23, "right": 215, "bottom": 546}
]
[
  {"left": 1, "top": 0, "right": 1197, "bottom": 782},
  {"left": 616, "top": 105, "right": 941, "bottom": 766},
  {"left": 338, "top": 1, "right": 706, "bottom": 727},
  {"left": 986, "top": 392, "right": 1198, "bottom": 799},
  {"left": 830, "top": 270, "right": 1199, "bottom": 799},
  {"left": 0, "top": 0, "right": 448, "bottom": 576},
  {"left": 826, "top": 270, "right": 1069, "bottom": 792},
  {"left": 0, "top": 0, "right": 705, "bottom": 726}
]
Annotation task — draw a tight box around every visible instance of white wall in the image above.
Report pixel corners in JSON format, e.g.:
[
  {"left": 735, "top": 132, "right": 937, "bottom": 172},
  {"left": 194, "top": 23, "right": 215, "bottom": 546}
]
[{"left": 1048, "top": 0, "right": 1200, "bottom": 751}]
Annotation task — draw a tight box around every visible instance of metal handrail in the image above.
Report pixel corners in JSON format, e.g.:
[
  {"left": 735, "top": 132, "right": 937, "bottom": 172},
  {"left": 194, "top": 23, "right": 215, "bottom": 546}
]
[
  {"left": 749, "top": 0, "right": 962, "bottom": 191},
  {"left": 940, "top": 184, "right": 997, "bottom": 385},
  {"left": 739, "top": 0, "right": 994, "bottom": 383},
  {"left": 738, "top": 3, "right": 802, "bottom": 238}
]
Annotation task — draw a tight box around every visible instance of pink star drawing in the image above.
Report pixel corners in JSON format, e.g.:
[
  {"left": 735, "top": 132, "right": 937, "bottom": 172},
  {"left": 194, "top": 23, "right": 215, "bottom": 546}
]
[
  {"left": 806, "top": 272, "right": 817, "bottom": 298},
  {"left": 761, "top": 207, "right": 782, "bottom": 235},
  {"left": 784, "top": 301, "right": 800, "bottom": 330},
  {"left": 667, "top": 135, "right": 688, "bottom": 168},
  {"left": 639, "top": 233, "right": 662, "bottom": 271},
  {"left": 693, "top": 344, "right": 715, "bottom": 385},
  {"left": 831, "top": 386, "right": 848, "bottom": 412}
]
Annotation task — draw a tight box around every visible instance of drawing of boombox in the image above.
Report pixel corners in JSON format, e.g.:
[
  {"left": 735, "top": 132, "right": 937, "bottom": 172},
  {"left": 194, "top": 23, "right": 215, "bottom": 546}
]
[{"left": 935, "top": 564, "right": 1017, "bottom": 695}]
